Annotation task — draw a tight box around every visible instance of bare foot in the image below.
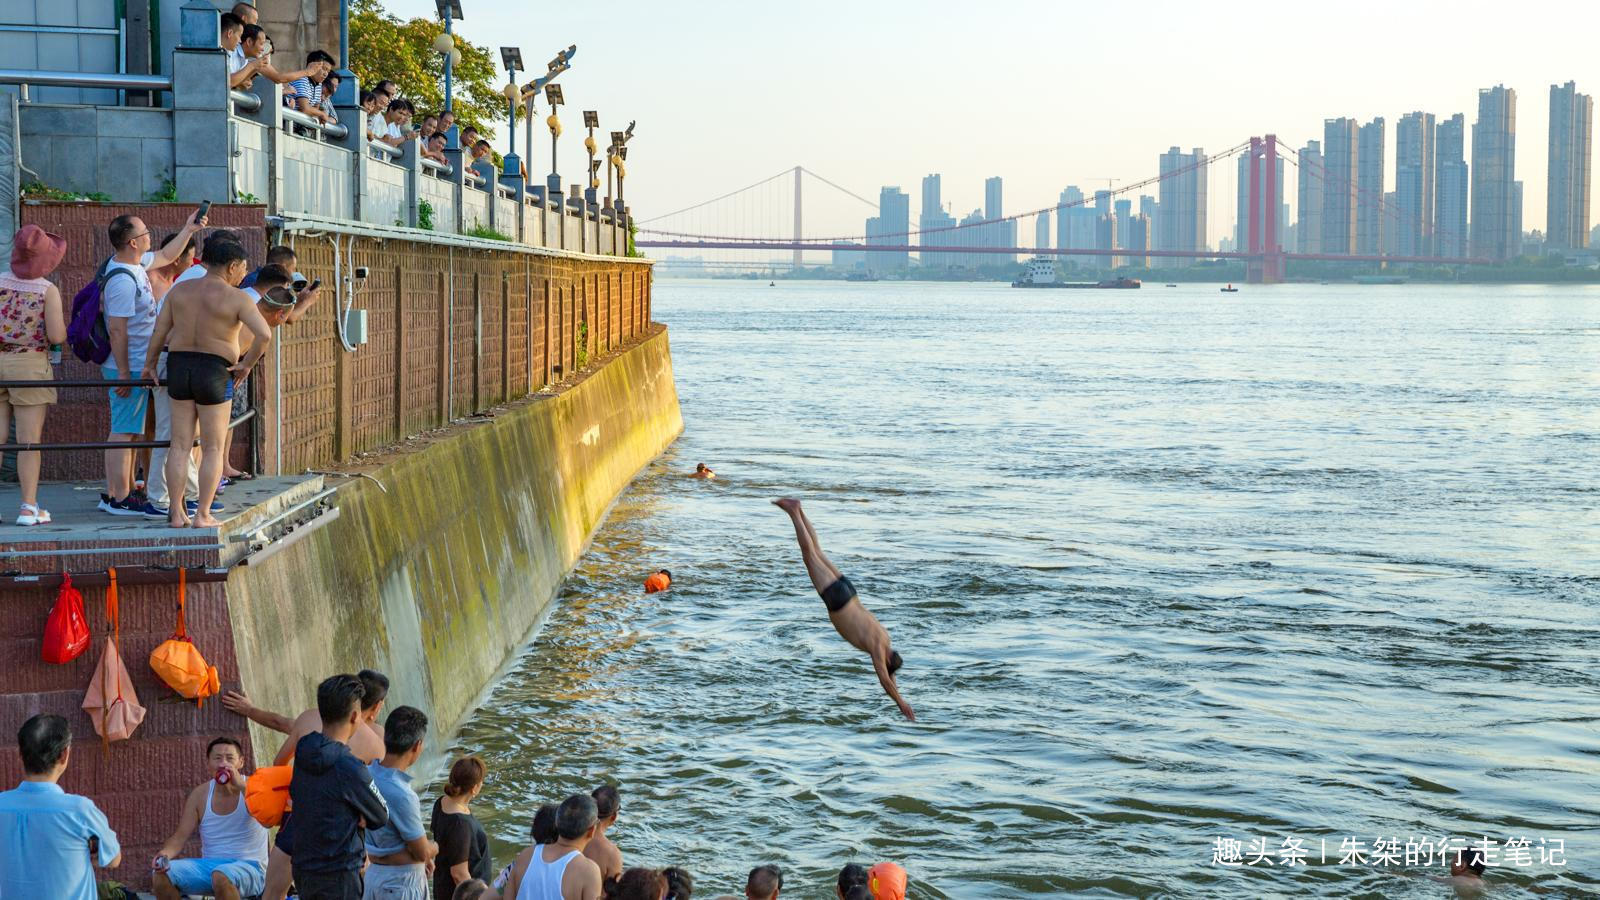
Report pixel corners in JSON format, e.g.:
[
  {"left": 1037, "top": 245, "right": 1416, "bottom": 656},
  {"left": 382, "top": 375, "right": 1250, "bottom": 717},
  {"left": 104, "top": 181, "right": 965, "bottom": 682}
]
[
  {"left": 191, "top": 513, "right": 223, "bottom": 528},
  {"left": 773, "top": 497, "right": 801, "bottom": 513}
]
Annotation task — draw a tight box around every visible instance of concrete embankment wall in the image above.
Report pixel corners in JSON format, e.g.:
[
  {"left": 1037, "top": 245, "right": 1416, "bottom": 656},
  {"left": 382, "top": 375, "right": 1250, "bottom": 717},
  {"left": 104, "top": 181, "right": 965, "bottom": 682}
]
[{"left": 224, "top": 327, "right": 682, "bottom": 769}]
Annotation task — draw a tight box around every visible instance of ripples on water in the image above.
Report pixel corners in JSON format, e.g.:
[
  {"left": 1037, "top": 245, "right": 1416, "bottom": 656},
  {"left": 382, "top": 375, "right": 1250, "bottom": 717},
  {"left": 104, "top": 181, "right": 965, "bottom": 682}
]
[{"left": 439, "top": 282, "right": 1598, "bottom": 897}]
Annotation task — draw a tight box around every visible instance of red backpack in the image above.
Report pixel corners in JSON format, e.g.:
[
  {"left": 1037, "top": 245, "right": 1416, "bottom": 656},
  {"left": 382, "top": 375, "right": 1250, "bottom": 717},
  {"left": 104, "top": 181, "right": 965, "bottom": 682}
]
[{"left": 42, "top": 572, "right": 91, "bottom": 664}]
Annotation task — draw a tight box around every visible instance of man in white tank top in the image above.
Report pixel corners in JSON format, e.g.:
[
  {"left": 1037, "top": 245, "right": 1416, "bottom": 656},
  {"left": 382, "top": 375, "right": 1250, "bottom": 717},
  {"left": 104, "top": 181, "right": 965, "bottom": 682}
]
[
  {"left": 501, "top": 794, "right": 604, "bottom": 900},
  {"left": 150, "top": 736, "right": 271, "bottom": 900}
]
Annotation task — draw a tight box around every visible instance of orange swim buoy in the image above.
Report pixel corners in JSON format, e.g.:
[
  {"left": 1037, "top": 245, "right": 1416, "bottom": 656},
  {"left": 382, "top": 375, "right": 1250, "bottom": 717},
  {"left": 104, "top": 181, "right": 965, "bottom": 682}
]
[
  {"left": 244, "top": 763, "right": 293, "bottom": 826},
  {"left": 868, "top": 862, "right": 907, "bottom": 900},
  {"left": 643, "top": 570, "right": 672, "bottom": 593}
]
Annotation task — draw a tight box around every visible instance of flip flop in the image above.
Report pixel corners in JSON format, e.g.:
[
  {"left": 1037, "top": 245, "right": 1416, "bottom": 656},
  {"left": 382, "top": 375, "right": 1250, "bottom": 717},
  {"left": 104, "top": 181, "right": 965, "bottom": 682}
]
[{"left": 230, "top": 472, "right": 257, "bottom": 481}]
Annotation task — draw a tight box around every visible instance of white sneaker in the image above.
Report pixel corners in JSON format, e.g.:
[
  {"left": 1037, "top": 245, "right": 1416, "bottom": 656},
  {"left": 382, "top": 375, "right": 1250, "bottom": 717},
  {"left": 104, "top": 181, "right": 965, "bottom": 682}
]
[{"left": 16, "top": 504, "right": 51, "bottom": 526}]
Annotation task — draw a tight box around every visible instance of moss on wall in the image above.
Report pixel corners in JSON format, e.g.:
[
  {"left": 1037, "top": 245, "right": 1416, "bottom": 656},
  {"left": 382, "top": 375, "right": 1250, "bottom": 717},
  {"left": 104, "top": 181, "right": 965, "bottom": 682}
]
[{"left": 224, "top": 329, "right": 682, "bottom": 764}]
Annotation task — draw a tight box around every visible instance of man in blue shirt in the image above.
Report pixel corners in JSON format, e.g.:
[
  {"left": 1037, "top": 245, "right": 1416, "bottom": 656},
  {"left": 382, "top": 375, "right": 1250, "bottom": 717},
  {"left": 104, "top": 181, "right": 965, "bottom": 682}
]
[
  {"left": 363, "top": 706, "right": 436, "bottom": 900},
  {"left": 0, "top": 715, "right": 122, "bottom": 900}
]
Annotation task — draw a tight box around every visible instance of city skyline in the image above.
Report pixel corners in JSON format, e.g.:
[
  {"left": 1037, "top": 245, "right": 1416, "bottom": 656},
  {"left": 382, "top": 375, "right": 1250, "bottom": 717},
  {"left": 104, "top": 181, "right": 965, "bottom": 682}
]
[{"left": 387, "top": 0, "right": 1598, "bottom": 247}]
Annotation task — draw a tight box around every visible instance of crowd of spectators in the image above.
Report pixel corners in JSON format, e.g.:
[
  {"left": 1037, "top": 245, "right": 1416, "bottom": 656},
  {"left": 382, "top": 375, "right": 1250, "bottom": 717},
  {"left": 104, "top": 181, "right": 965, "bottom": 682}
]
[{"left": 0, "top": 668, "right": 915, "bottom": 899}]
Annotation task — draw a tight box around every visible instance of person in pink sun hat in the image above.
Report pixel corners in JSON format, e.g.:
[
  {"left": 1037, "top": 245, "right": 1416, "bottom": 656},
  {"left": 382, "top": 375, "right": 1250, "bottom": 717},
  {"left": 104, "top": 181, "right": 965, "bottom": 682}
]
[{"left": 0, "top": 224, "right": 67, "bottom": 525}]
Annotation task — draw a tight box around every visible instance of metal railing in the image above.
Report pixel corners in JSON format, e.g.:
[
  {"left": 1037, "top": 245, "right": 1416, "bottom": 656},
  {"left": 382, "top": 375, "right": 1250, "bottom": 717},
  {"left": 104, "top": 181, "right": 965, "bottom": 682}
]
[
  {"left": 0, "top": 380, "right": 255, "bottom": 452},
  {"left": 229, "top": 89, "right": 262, "bottom": 113},
  {"left": 0, "top": 69, "right": 172, "bottom": 94},
  {"left": 421, "top": 157, "right": 453, "bottom": 178},
  {"left": 282, "top": 105, "right": 349, "bottom": 140}
]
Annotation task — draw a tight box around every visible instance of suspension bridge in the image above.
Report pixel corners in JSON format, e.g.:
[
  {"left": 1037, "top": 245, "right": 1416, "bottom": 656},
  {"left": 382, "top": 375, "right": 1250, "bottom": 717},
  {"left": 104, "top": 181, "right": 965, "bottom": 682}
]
[{"left": 636, "top": 134, "right": 1492, "bottom": 284}]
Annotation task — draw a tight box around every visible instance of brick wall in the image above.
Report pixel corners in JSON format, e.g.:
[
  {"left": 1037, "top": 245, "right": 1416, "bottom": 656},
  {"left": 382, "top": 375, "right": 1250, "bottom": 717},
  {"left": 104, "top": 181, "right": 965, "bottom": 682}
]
[
  {"left": 19, "top": 202, "right": 267, "bottom": 481},
  {"left": 0, "top": 541, "right": 253, "bottom": 892}
]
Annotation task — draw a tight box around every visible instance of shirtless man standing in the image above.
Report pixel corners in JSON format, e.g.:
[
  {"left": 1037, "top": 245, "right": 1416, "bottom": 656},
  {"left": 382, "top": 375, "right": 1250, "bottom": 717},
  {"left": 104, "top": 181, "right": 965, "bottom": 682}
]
[
  {"left": 773, "top": 499, "right": 914, "bottom": 721},
  {"left": 140, "top": 236, "right": 271, "bottom": 528},
  {"left": 219, "top": 670, "right": 389, "bottom": 900}
]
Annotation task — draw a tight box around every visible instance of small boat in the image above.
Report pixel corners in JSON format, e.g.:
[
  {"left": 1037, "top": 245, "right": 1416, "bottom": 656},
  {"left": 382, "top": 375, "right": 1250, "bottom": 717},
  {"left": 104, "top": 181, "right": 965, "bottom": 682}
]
[
  {"left": 1011, "top": 258, "right": 1140, "bottom": 289},
  {"left": 769, "top": 281, "right": 775, "bottom": 287},
  {"left": 1220, "top": 284, "right": 1239, "bottom": 293},
  {"left": 845, "top": 272, "right": 879, "bottom": 282},
  {"left": 1164, "top": 283, "right": 1178, "bottom": 287}
]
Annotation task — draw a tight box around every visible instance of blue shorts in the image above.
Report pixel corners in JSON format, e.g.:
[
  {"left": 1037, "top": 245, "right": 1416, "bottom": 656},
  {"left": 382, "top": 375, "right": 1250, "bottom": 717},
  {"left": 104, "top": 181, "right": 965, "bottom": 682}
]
[
  {"left": 165, "top": 857, "right": 266, "bottom": 895},
  {"left": 102, "top": 363, "right": 151, "bottom": 435}
]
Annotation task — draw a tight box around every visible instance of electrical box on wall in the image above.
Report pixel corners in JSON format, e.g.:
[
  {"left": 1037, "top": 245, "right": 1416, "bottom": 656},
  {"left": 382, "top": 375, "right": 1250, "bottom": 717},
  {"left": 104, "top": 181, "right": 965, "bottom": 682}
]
[{"left": 345, "top": 309, "right": 369, "bottom": 346}]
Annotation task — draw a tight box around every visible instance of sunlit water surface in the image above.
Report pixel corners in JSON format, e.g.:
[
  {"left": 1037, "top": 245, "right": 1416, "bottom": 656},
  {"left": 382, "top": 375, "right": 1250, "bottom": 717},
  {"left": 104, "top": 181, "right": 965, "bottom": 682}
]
[{"left": 434, "top": 280, "right": 1598, "bottom": 898}]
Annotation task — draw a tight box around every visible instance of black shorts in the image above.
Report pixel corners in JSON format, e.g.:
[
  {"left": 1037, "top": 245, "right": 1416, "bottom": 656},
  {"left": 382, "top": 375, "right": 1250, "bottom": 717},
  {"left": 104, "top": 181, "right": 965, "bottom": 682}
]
[
  {"left": 275, "top": 809, "right": 294, "bottom": 854},
  {"left": 821, "top": 576, "right": 857, "bottom": 613},
  {"left": 167, "top": 351, "right": 232, "bottom": 406}
]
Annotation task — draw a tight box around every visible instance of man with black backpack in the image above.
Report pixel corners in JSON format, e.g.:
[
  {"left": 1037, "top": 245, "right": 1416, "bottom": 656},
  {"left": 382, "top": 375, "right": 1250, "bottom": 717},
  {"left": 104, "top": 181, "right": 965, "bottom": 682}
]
[{"left": 93, "top": 209, "right": 206, "bottom": 516}]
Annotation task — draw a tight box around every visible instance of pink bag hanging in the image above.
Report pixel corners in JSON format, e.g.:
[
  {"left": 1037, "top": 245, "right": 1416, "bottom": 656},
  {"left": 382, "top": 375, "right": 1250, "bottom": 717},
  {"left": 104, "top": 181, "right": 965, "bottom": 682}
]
[{"left": 82, "top": 569, "right": 146, "bottom": 745}]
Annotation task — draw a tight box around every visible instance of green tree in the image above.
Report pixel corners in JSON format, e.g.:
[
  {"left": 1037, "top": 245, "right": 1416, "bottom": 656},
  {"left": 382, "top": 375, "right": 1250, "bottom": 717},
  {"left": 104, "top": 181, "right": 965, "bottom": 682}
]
[{"left": 349, "top": 0, "right": 517, "bottom": 139}]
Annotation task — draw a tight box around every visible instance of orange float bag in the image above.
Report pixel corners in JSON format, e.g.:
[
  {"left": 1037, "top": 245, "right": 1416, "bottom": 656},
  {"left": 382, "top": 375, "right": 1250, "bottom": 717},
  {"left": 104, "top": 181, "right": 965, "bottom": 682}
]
[
  {"left": 42, "top": 571, "right": 92, "bottom": 664},
  {"left": 82, "top": 568, "right": 147, "bottom": 744},
  {"left": 245, "top": 764, "right": 293, "bottom": 827},
  {"left": 148, "top": 568, "right": 220, "bottom": 705}
]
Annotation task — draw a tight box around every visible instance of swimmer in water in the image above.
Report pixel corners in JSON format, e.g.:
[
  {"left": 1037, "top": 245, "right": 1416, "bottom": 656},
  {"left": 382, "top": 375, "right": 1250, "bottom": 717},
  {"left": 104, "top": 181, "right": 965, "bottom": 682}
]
[
  {"left": 1428, "top": 848, "right": 1488, "bottom": 894},
  {"left": 773, "top": 498, "right": 914, "bottom": 721},
  {"left": 692, "top": 462, "right": 715, "bottom": 479}
]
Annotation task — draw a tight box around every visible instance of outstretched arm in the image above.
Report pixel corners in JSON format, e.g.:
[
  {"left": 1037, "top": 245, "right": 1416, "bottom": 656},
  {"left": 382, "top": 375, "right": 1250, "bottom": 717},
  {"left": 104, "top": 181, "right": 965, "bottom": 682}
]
[
  {"left": 872, "top": 648, "right": 915, "bottom": 722},
  {"left": 221, "top": 691, "right": 295, "bottom": 734}
]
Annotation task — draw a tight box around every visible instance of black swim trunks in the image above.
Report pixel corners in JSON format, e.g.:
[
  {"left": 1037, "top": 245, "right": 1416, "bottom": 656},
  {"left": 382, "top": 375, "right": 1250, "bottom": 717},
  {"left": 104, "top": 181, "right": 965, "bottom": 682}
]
[
  {"left": 166, "top": 351, "right": 233, "bottom": 406},
  {"left": 274, "top": 809, "right": 294, "bottom": 854},
  {"left": 820, "top": 576, "right": 857, "bottom": 613}
]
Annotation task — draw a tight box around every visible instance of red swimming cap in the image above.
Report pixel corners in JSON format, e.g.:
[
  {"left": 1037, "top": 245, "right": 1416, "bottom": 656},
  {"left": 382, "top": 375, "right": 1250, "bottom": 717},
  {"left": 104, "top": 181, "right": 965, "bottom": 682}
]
[
  {"left": 643, "top": 572, "right": 671, "bottom": 593},
  {"left": 868, "top": 862, "right": 906, "bottom": 900}
]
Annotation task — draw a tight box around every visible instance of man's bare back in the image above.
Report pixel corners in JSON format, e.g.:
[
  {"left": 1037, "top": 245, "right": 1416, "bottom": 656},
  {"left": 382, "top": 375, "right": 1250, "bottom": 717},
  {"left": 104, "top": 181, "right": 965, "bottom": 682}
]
[
  {"left": 774, "top": 498, "right": 915, "bottom": 720},
  {"left": 153, "top": 272, "right": 267, "bottom": 365}
]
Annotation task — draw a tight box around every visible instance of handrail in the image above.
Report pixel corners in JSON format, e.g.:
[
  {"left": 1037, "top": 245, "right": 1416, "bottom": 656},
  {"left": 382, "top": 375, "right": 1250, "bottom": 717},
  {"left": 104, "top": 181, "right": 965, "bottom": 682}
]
[
  {"left": 282, "top": 105, "right": 349, "bottom": 140},
  {"left": 229, "top": 89, "right": 262, "bottom": 113},
  {"left": 0, "top": 69, "right": 172, "bottom": 91},
  {"left": 495, "top": 185, "right": 517, "bottom": 199},
  {"left": 464, "top": 169, "right": 485, "bottom": 187},
  {"left": 421, "top": 157, "right": 453, "bottom": 176},
  {"left": 368, "top": 141, "right": 401, "bottom": 160},
  {"left": 0, "top": 409, "right": 255, "bottom": 452}
]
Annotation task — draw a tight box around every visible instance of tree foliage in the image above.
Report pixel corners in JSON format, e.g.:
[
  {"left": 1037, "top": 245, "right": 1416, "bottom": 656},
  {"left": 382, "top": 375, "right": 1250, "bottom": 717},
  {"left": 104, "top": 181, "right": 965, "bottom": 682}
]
[{"left": 349, "top": 0, "right": 516, "bottom": 140}]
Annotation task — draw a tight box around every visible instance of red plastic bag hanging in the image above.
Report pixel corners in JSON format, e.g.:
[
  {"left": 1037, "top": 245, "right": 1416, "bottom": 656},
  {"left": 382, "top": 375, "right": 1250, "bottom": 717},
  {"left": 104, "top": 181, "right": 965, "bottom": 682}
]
[
  {"left": 149, "top": 568, "right": 220, "bottom": 705},
  {"left": 41, "top": 571, "right": 91, "bottom": 664}
]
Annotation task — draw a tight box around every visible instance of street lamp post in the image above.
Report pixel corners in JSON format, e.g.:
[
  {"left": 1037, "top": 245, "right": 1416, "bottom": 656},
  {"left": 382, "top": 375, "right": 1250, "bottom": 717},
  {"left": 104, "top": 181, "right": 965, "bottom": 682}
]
[
  {"left": 583, "top": 111, "right": 599, "bottom": 205},
  {"left": 607, "top": 132, "right": 621, "bottom": 209},
  {"left": 499, "top": 47, "right": 523, "bottom": 179},
  {"left": 544, "top": 83, "right": 564, "bottom": 196},
  {"left": 434, "top": 0, "right": 463, "bottom": 111}
]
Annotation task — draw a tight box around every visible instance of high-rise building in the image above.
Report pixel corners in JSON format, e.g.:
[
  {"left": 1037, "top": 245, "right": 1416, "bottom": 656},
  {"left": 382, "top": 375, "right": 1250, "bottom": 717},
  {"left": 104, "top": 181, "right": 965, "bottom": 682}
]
[
  {"left": 1547, "top": 81, "right": 1593, "bottom": 250},
  {"left": 864, "top": 186, "right": 910, "bottom": 272},
  {"left": 1125, "top": 214, "right": 1151, "bottom": 268},
  {"left": 955, "top": 207, "right": 986, "bottom": 269},
  {"left": 1093, "top": 189, "right": 1118, "bottom": 263},
  {"left": 1436, "top": 114, "right": 1469, "bottom": 258},
  {"left": 1157, "top": 147, "right": 1207, "bottom": 267},
  {"left": 1235, "top": 150, "right": 1284, "bottom": 253},
  {"left": 1357, "top": 117, "right": 1386, "bottom": 255},
  {"left": 918, "top": 174, "right": 958, "bottom": 270},
  {"left": 1297, "top": 140, "right": 1323, "bottom": 253},
  {"left": 981, "top": 176, "right": 1016, "bottom": 264},
  {"left": 1471, "top": 85, "right": 1518, "bottom": 260},
  {"left": 1114, "top": 198, "right": 1132, "bottom": 250},
  {"left": 1057, "top": 186, "right": 1096, "bottom": 254},
  {"left": 1395, "top": 112, "right": 1436, "bottom": 257},
  {"left": 1034, "top": 212, "right": 1050, "bottom": 250},
  {"left": 1512, "top": 180, "right": 1524, "bottom": 254},
  {"left": 1322, "top": 118, "right": 1359, "bottom": 255}
]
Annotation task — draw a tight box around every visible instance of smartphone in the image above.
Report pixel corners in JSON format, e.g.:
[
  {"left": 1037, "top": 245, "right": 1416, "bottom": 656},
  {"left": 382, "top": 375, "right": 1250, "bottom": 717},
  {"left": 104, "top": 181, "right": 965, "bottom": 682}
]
[
  {"left": 307, "top": 278, "right": 322, "bottom": 291},
  {"left": 196, "top": 200, "right": 211, "bottom": 220}
]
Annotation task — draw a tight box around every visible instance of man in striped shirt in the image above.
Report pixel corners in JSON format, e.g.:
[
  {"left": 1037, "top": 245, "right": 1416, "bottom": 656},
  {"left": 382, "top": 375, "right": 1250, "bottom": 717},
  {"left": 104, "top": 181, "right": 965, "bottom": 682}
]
[{"left": 284, "top": 50, "right": 337, "bottom": 125}]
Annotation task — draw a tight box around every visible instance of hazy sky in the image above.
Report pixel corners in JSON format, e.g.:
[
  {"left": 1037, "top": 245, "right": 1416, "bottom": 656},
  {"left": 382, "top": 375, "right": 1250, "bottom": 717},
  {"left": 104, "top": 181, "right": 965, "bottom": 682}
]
[{"left": 387, "top": 0, "right": 1597, "bottom": 245}]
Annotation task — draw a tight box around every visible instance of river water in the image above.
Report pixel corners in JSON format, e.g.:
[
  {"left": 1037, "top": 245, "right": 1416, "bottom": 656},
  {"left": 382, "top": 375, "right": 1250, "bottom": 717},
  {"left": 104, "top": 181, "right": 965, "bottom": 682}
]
[{"left": 441, "top": 280, "right": 1598, "bottom": 898}]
